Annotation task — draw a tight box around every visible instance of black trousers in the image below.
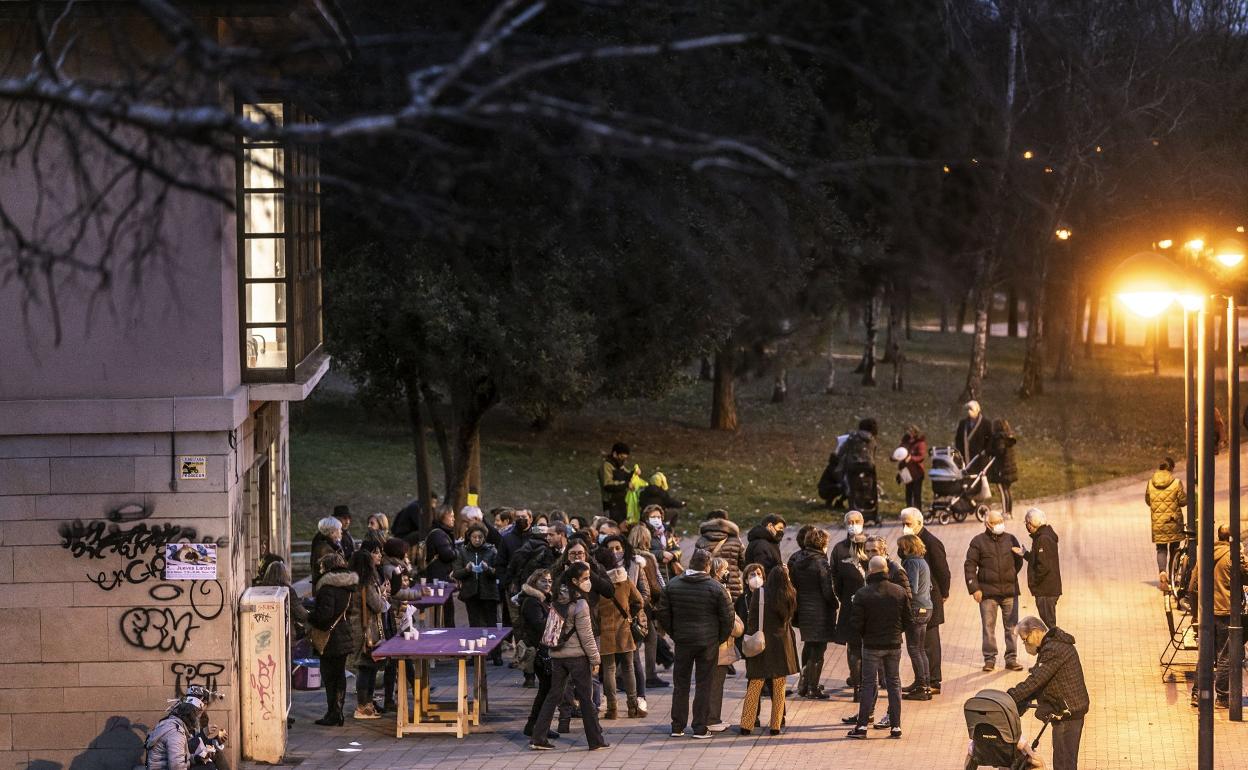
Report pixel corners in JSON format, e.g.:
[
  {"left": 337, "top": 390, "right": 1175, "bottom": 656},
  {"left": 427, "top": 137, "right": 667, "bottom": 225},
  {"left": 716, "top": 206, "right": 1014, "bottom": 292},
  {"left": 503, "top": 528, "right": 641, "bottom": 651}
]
[
  {"left": 926, "top": 621, "right": 943, "bottom": 685},
  {"left": 532, "top": 656, "right": 605, "bottom": 747},
  {"left": 1035, "top": 595, "right": 1059, "bottom": 630},
  {"left": 904, "top": 479, "right": 923, "bottom": 509},
  {"left": 1051, "top": 716, "right": 1084, "bottom": 770},
  {"left": 320, "top": 654, "right": 348, "bottom": 719},
  {"left": 356, "top": 659, "right": 379, "bottom": 705},
  {"left": 465, "top": 598, "right": 502, "bottom": 661},
  {"left": 525, "top": 657, "right": 562, "bottom": 730},
  {"left": 800, "top": 641, "right": 828, "bottom": 691},
  {"left": 671, "top": 642, "right": 718, "bottom": 732}
]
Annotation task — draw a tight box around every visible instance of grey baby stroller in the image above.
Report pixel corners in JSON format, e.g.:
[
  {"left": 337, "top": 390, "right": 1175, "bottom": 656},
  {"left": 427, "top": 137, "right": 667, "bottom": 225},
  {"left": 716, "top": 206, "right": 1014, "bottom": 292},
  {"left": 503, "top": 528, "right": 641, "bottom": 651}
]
[
  {"left": 963, "top": 689, "right": 1044, "bottom": 770},
  {"left": 927, "top": 447, "right": 995, "bottom": 525}
]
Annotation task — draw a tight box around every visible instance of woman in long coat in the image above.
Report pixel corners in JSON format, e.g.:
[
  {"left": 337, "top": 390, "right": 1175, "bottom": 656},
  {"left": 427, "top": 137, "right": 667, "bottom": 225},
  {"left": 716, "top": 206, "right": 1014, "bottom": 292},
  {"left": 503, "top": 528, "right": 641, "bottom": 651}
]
[
  {"left": 788, "top": 528, "right": 837, "bottom": 699},
  {"left": 988, "top": 418, "right": 1019, "bottom": 518},
  {"left": 739, "top": 563, "right": 799, "bottom": 735},
  {"left": 595, "top": 535, "right": 645, "bottom": 719}
]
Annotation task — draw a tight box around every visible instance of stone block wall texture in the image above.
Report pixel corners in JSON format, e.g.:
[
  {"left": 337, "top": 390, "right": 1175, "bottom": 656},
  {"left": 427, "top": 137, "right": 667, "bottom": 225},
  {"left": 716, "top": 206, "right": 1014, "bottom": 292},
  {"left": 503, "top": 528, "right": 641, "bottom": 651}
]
[{"left": 0, "top": 430, "right": 247, "bottom": 769}]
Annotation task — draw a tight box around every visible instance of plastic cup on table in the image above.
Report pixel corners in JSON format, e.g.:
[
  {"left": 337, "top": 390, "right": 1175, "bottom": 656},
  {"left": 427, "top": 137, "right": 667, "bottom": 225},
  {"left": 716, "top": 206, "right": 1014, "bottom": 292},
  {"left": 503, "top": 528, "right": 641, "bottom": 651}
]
[
  {"left": 478, "top": 636, "right": 487, "bottom": 647},
  {"left": 459, "top": 638, "right": 467, "bottom": 649},
  {"left": 437, "top": 588, "right": 445, "bottom": 597},
  {"left": 412, "top": 629, "right": 419, "bottom": 641},
  {"left": 467, "top": 640, "right": 476, "bottom": 652}
]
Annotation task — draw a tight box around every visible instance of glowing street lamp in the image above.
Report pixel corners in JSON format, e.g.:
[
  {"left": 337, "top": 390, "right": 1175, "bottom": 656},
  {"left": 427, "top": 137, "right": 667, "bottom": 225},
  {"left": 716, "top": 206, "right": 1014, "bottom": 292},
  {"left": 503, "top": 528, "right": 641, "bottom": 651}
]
[
  {"left": 1186, "top": 238, "right": 1206, "bottom": 254},
  {"left": 1055, "top": 227, "right": 1072, "bottom": 241},
  {"left": 1214, "top": 238, "right": 1245, "bottom": 269},
  {"left": 1112, "top": 251, "right": 1183, "bottom": 317},
  {"left": 1158, "top": 239, "right": 1174, "bottom": 250}
]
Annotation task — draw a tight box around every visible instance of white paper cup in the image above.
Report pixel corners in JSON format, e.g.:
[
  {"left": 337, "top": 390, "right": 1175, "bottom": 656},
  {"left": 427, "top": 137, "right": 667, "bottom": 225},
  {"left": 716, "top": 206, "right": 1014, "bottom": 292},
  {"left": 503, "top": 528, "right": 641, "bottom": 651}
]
[
  {"left": 403, "top": 631, "right": 413, "bottom": 640},
  {"left": 478, "top": 636, "right": 487, "bottom": 647},
  {"left": 467, "top": 640, "right": 476, "bottom": 652},
  {"left": 412, "top": 629, "right": 419, "bottom": 640},
  {"left": 458, "top": 638, "right": 467, "bottom": 648},
  {"left": 437, "top": 588, "right": 445, "bottom": 597}
]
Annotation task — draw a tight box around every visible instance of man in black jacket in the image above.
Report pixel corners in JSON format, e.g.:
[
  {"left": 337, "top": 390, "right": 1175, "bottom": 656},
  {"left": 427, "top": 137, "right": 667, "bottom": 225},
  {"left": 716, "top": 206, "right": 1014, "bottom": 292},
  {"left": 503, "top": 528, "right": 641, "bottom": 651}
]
[
  {"left": 1007, "top": 617, "right": 1089, "bottom": 770},
  {"left": 900, "top": 508, "right": 951, "bottom": 695},
  {"left": 655, "top": 548, "right": 735, "bottom": 739},
  {"left": 965, "top": 510, "right": 1024, "bottom": 671},
  {"left": 1020, "top": 508, "right": 1062, "bottom": 629},
  {"left": 847, "top": 556, "right": 912, "bottom": 739},
  {"left": 744, "top": 514, "right": 785, "bottom": 576}
]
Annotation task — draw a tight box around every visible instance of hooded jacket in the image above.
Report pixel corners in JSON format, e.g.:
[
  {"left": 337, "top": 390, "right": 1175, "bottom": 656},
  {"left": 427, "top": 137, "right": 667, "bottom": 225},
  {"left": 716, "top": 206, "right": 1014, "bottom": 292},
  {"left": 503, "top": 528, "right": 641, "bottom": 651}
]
[
  {"left": 424, "top": 522, "right": 457, "bottom": 581},
  {"left": 987, "top": 429, "right": 1019, "bottom": 485},
  {"left": 1024, "top": 524, "right": 1062, "bottom": 597},
  {"left": 1188, "top": 540, "right": 1248, "bottom": 616},
  {"left": 744, "top": 524, "right": 784, "bottom": 576},
  {"left": 518, "top": 583, "right": 550, "bottom": 648},
  {"left": 550, "top": 590, "right": 600, "bottom": 665},
  {"left": 788, "top": 547, "right": 838, "bottom": 642},
  {"left": 145, "top": 716, "right": 191, "bottom": 770},
  {"left": 695, "top": 518, "right": 746, "bottom": 598},
  {"left": 310, "top": 568, "right": 360, "bottom": 657},
  {"left": 1146, "top": 469, "right": 1187, "bottom": 544},
  {"left": 1007, "top": 628, "right": 1089, "bottom": 720},
  {"left": 965, "top": 529, "right": 1023, "bottom": 598}
]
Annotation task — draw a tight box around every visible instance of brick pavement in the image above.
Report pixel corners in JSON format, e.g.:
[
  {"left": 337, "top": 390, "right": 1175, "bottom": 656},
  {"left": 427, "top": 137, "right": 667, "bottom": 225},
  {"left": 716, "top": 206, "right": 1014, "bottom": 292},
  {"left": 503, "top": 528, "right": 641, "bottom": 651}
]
[{"left": 264, "top": 460, "right": 1248, "bottom": 770}]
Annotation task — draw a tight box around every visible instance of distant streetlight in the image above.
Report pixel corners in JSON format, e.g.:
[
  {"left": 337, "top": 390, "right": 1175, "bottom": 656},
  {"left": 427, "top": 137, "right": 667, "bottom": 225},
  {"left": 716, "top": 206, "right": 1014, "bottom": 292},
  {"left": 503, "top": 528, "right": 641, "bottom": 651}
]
[
  {"left": 1186, "top": 238, "right": 1206, "bottom": 254},
  {"left": 1215, "top": 238, "right": 1245, "bottom": 268},
  {"left": 1022, "top": 150, "right": 1034, "bottom": 159},
  {"left": 1158, "top": 239, "right": 1174, "bottom": 249},
  {"left": 1055, "top": 227, "right": 1072, "bottom": 241}
]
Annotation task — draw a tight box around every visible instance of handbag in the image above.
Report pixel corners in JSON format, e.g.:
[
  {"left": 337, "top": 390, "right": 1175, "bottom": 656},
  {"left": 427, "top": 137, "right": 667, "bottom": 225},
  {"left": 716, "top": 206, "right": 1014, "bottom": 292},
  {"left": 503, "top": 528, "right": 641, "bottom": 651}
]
[
  {"left": 718, "top": 614, "right": 745, "bottom": 666},
  {"left": 742, "top": 587, "right": 766, "bottom": 658},
  {"left": 308, "top": 593, "right": 352, "bottom": 656},
  {"left": 610, "top": 594, "right": 647, "bottom": 645}
]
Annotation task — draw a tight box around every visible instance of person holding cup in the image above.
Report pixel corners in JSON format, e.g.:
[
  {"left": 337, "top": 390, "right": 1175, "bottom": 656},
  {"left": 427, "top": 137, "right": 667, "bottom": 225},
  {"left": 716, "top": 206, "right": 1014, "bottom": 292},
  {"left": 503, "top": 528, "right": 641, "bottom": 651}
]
[{"left": 454, "top": 522, "right": 503, "bottom": 664}]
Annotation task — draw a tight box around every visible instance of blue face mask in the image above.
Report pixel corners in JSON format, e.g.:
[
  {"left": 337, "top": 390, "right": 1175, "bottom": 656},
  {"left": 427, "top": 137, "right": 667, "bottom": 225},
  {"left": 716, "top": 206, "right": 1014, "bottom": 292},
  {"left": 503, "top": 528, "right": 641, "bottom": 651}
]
[{"left": 598, "top": 534, "right": 608, "bottom": 544}]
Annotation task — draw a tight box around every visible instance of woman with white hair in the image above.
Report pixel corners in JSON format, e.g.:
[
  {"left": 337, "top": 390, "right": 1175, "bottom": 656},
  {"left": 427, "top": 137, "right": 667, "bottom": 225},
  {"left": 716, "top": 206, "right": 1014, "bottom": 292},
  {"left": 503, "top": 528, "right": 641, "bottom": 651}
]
[{"left": 310, "top": 516, "right": 344, "bottom": 586}]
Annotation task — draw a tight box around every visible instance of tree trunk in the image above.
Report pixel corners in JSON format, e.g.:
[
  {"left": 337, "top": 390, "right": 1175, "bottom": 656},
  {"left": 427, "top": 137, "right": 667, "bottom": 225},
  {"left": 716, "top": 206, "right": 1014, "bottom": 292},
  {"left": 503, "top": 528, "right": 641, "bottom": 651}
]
[
  {"left": 824, "top": 314, "right": 838, "bottom": 394},
  {"left": 1018, "top": 280, "right": 1047, "bottom": 399},
  {"left": 940, "top": 300, "right": 950, "bottom": 333},
  {"left": 770, "top": 369, "right": 788, "bottom": 403},
  {"left": 1007, "top": 287, "right": 1020, "bottom": 338},
  {"left": 420, "top": 380, "right": 454, "bottom": 500},
  {"left": 448, "top": 380, "right": 498, "bottom": 512},
  {"left": 1105, "top": 300, "right": 1116, "bottom": 347},
  {"left": 883, "top": 282, "right": 902, "bottom": 363},
  {"left": 711, "top": 347, "right": 739, "bottom": 430},
  {"left": 1053, "top": 274, "right": 1077, "bottom": 382},
  {"left": 1113, "top": 303, "right": 1126, "bottom": 348},
  {"left": 960, "top": 280, "right": 992, "bottom": 402},
  {"left": 904, "top": 283, "right": 913, "bottom": 340},
  {"left": 859, "top": 287, "right": 881, "bottom": 386},
  {"left": 956, "top": 291, "right": 969, "bottom": 333},
  {"left": 402, "top": 372, "right": 434, "bottom": 535},
  {"left": 699, "top": 356, "right": 713, "bottom": 381},
  {"left": 1084, "top": 294, "right": 1100, "bottom": 356}
]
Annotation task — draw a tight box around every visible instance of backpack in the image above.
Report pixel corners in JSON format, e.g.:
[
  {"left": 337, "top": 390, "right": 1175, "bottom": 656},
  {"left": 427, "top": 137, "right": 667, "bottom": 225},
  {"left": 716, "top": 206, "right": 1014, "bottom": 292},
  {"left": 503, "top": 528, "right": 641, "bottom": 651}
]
[
  {"left": 842, "top": 432, "right": 874, "bottom": 468},
  {"left": 541, "top": 602, "right": 578, "bottom": 650}
]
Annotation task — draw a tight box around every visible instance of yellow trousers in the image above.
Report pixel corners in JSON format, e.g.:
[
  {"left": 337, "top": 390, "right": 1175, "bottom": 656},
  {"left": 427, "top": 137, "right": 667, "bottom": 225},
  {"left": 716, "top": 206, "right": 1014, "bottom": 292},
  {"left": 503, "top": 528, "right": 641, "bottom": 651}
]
[{"left": 740, "top": 676, "right": 786, "bottom": 731}]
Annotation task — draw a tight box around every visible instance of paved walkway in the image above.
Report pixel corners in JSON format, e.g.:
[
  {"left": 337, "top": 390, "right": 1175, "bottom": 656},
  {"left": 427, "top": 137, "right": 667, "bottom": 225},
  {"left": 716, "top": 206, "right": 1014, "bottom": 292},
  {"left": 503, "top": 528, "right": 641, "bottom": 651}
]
[{"left": 264, "top": 457, "right": 1248, "bottom": 770}]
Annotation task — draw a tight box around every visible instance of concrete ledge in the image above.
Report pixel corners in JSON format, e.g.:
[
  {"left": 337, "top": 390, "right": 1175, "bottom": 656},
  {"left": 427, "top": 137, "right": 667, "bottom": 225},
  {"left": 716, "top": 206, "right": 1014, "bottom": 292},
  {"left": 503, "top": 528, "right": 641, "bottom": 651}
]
[
  {"left": 0, "top": 389, "right": 249, "bottom": 436},
  {"left": 247, "top": 350, "right": 331, "bottom": 403}
]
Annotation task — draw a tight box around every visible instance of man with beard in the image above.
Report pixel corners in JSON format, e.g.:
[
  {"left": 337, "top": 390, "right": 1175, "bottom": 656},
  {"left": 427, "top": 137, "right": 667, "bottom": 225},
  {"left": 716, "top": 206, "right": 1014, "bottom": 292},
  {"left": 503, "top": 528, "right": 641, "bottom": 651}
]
[{"left": 1007, "top": 616, "right": 1089, "bottom": 770}]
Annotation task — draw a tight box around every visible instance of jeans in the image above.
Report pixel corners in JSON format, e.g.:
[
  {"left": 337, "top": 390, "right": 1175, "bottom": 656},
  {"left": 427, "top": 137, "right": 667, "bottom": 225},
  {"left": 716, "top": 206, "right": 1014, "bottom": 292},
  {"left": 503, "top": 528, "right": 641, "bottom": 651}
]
[
  {"left": 320, "top": 653, "right": 347, "bottom": 719},
  {"left": 532, "top": 656, "right": 605, "bottom": 747},
  {"left": 1051, "top": 716, "right": 1084, "bottom": 770},
  {"left": 1190, "top": 615, "right": 1231, "bottom": 698},
  {"left": 632, "top": 647, "right": 647, "bottom": 698},
  {"left": 601, "top": 650, "right": 636, "bottom": 709},
  {"left": 355, "top": 659, "right": 379, "bottom": 706},
  {"left": 997, "top": 483, "right": 1013, "bottom": 516},
  {"left": 707, "top": 664, "right": 729, "bottom": 724},
  {"left": 927, "top": 617, "right": 943, "bottom": 685},
  {"left": 846, "top": 642, "right": 862, "bottom": 685},
  {"left": 905, "top": 478, "right": 923, "bottom": 509},
  {"left": 670, "top": 642, "right": 718, "bottom": 732},
  {"left": 904, "top": 613, "right": 930, "bottom": 687},
  {"left": 979, "top": 595, "right": 1018, "bottom": 664},
  {"left": 857, "top": 647, "right": 902, "bottom": 727},
  {"left": 800, "top": 641, "right": 828, "bottom": 692},
  {"left": 1035, "top": 595, "right": 1059, "bottom": 630},
  {"left": 642, "top": 621, "right": 660, "bottom": 680}
]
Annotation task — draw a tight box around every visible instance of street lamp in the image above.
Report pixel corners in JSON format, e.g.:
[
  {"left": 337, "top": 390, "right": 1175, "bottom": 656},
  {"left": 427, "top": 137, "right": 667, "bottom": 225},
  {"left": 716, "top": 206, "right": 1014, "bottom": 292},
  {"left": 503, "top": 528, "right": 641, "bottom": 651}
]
[
  {"left": 1055, "top": 227, "right": 1072, "bottom": 241},
  {"left": 1215, "top": 239, "right": 1245, "bottom": 269}
]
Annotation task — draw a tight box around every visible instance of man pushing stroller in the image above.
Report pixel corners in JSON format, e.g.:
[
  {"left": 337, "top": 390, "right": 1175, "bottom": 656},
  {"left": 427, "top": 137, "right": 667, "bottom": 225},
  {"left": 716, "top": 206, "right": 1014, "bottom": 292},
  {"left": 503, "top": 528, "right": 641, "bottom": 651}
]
[{"left": 1006, "top": 616, "right": 1089, "bottom": 770}]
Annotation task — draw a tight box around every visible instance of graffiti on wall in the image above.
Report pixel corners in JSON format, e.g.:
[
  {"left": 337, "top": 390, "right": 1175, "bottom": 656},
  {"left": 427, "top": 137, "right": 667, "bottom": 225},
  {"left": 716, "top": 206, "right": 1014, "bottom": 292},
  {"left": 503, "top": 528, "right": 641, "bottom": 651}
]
[
  {"left": 171, "top": 661, "right": 225, "bottom": 696},
  {"left": 120, "top": 608, "right": 198, "bottom": 652}
]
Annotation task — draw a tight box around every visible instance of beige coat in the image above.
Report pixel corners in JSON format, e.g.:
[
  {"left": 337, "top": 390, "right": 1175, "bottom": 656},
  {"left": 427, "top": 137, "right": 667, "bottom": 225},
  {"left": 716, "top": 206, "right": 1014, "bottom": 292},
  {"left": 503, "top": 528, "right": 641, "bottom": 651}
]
[{"left": 597, "top": 577, "right": 643, "bottom": 655}]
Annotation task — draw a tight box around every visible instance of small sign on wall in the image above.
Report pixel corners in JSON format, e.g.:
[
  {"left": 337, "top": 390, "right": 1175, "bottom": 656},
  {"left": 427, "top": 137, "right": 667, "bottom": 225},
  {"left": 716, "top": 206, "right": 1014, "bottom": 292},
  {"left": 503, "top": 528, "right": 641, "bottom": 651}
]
[
  {"left": 179, "top": 456, "right": 207, "bottom": 479},
  {"left": 165, "top": 543, "right": 218, "bottom": 579}
]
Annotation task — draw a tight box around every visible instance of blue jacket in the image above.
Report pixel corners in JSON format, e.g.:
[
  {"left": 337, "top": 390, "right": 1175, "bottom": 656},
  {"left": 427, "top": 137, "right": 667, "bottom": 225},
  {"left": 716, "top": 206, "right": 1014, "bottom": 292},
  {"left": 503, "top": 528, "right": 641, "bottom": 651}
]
[{"left": 903, "top": 556, "right": 932, "bottom": 612}]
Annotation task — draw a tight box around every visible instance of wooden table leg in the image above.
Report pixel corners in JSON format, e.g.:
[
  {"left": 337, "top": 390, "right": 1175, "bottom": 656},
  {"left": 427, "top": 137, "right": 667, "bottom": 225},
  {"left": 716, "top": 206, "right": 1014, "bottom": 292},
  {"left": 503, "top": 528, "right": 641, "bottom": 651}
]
[
  {"left": 396, "top": 658, "right": 407, "bottom": 738},
  {"left": 471, "top": 654, "right": 482, "bottom": 725},
  {"left": 457, "top": 658, "right": 468, "bottom": 738},
  {"left": 420, "top": 658, "right": 433, "bottom": 713}
]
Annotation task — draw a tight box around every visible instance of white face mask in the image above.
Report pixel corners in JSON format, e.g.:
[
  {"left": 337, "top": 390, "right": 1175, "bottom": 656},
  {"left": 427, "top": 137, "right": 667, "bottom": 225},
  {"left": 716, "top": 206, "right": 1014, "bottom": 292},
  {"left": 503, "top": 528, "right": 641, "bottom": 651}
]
[
  {"left": 901, "top": 525, "right": 915, "bottom": 537},
  {"left": 747, "top": 575, "right": 764, "bottom": 591},
  {"left": 577, "top": 579, "right": 592, "bottom": 593},
  {"left": 847, "top": 523, "right": 864, "bottom": 536},
  {"left": 991, "top": 523, "right": 1006, "bottom": 536},
  {"left": 648, "top": 517, "right": 664, "bottom": 529}
]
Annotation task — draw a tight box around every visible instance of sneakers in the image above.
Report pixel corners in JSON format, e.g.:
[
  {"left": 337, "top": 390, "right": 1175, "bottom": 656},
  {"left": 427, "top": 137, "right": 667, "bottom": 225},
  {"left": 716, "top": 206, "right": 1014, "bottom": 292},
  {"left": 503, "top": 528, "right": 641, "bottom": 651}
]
[
  {"left": 1006, "top": 661, "right": 1025, "bottom": 671},
  {"left": 353, "top": 704, "right": 381, "bottom": 720},
  {"left": 588, "top": 743, "right": 610, "bottom": 751},
  {"left": 690, "top": 728, "right": 711, "bottom": 739},
  {"left": 889, "top": 727, "right": 902, "bottom": 739},
  {"left": 529, "top": 741, "right": 554, "bottom": 751},
  {"left": 902, "top": 687, "right": 932, "bottom": 701},
  {"left": 671, "top": 729, "right": 686, "bottom": 737},
  {"left": 842, "top": 713, "right": 870, "bottom": 725},
  {"left": 874, "top": 715, "right": 893, "bottom": 730},
  {"left": 846, "top": 726, "right": 869, "bottom": 739},
  {"left": 708, "top": 722, "right": 729, "bottom": 733}
]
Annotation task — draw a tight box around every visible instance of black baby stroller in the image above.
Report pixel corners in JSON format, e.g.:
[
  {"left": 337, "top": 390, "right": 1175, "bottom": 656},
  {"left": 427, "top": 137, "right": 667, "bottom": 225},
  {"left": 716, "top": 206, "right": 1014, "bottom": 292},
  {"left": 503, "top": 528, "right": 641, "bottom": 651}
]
[
  {"left": 926, "top": 447, "right": 995, "bottom": 525},
  {"left": 844, "top": 461, "right": 880, "bottom": 525},
  {"left": 963, "top": 689, "right": 1045, "bottom": 770}
]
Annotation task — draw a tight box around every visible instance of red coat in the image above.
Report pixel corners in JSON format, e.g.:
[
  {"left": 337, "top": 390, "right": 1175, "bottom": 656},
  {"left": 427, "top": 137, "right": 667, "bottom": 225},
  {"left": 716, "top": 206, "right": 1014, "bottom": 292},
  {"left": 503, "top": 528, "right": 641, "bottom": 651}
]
[{"left": 899, "top": 433, "right": 927, "bottom": 482}]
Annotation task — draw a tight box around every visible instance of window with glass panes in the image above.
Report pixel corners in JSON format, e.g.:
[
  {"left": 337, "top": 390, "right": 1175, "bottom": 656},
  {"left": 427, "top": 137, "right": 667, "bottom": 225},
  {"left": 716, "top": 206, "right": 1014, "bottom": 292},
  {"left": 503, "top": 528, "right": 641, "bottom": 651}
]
[{"left": 238, "top": 102, "right": 322, "bottom": 381}]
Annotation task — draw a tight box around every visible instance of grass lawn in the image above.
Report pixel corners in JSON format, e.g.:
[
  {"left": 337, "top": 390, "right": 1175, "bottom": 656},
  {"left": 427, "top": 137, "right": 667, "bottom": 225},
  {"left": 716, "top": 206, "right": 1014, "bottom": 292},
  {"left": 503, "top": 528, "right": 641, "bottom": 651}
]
[{"left": 290, "top": 329, "right": 1189, "bottom": 540}]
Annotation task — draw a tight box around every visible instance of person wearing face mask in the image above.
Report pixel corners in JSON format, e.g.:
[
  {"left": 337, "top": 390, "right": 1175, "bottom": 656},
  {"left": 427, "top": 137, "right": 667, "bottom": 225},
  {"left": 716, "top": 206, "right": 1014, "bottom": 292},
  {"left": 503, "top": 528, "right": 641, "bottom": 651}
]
[
  {"left": 521, "top": 569, "right": 567, "bottom": 741},
  {"left": 1017, "top": 508, "right": 1062, "bottom": 629},
  {"left": 628, "top": 524, "right": 666, "bottom": 691},
  {"left": 745, "top": 514, "right": 786, "bottom": 577},
  {"left": 1006, "top": 616, "right": 1089, "bottom": 770},
  {"left": 898, "top": 508, "right": 950, "bottom": 696},
  {"left": 695, "top": 510, "right": 746, "bottom": 600},
  {"left": 600, "top": 442, "right": 633, "bottom": 523},
  {"left": 529, "top": 563, "right": 609, "bottom": 751},
  {"left": 897, "top": 534, "right": 932, "bottom": 701},
  {"left": 955, "top": 400, "right": 992, "bottom": 473},
  {"left": 707, "top": 556, "right": 745, "bottom": 733},
  {"left": 866, "top": 535, "right": 912, "bottom": 597},
  {"left": 789, "top": 528, "right": 838, "bottom": 700},
  {"left": 594, "top": 535, "right": 646, "bottom": 719},
  {"left": 739, "top": 563, "right": 799, "bottom": 736},
  {"left": 965, "top": 511, "right": 1024, "bottom": 672},
  {"left": 643, "top": 508, "right": 683, "bottom": 582},
  {"left": 832, "top": 511, "right": 870, "bottom": 696},
  {"left": 654, "top": 548, "right": 736, "bottom": 739},
  {"left": 846, "top": 556, "right": 912, "bottom": 740},
  {"left": 452, "top": 522, "right": 503, "bottom": 665}
]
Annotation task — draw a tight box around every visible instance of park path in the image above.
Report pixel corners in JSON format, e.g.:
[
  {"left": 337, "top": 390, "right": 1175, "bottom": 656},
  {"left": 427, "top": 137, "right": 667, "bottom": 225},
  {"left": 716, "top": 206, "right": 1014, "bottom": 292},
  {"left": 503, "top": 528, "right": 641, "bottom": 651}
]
[{"left": 266, "top": 450, "right": 1248, "bottom": 770}]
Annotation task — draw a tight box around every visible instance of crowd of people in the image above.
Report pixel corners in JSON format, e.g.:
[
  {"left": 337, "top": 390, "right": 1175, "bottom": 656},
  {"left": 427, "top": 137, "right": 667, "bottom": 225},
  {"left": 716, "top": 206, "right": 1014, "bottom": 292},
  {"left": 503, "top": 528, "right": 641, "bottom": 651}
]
[{"left": 285, "top": 432, "right": 1096, "bottom": 768}]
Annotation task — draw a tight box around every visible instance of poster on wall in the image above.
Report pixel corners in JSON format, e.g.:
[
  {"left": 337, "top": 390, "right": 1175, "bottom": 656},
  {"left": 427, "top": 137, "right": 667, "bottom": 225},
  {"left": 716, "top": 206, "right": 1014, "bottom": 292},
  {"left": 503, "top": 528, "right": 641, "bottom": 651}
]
[
  {"left": 179, "top": 456, "right": 207, "bottom": 479},
  {"left": 165, "top": 543, "right": 218, "bottom": 579}
]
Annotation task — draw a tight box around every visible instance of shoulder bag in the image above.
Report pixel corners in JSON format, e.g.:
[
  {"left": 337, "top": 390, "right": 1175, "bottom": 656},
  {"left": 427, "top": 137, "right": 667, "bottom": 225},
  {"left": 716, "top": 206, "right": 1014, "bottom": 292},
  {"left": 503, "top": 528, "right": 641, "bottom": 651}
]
[
  {"left": 610, "top": 594, "right": 647, "bottom": 644},
  {"left": 308, "top": 592, "right": 352, "bottom": 655},
  {"left": 743, "top": 587, "right": 766, "bottom": 657}
]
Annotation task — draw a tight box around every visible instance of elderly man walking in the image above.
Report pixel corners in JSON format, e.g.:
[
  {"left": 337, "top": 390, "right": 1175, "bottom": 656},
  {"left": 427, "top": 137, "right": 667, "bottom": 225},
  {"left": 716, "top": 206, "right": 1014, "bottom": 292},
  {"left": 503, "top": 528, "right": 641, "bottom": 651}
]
[
  {"left": 846, "top": 555, "right": 911, "bottom": 739},
  {"left": 966, "top": 510, "right": 1024, "bottom": 671},
  {"left": 899, "top": 507, "right": 950, "bottom": 695},
  {"left": 1019, "top": 508, "right": 1062, "bottom": 629},
  {"left": 1007, "top": 616, "right": 1090, "bottom": 770}
]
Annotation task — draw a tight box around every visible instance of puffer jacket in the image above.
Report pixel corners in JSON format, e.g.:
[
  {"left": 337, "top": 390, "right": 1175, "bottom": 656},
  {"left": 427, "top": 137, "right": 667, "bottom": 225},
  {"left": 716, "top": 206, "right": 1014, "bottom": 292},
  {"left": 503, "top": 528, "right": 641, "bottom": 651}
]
[
  {"left": 310, "top": 568, "right": 360, "bottom": 657},
  {"left": 1188, "top": 541, "right": 1248, "bottom": 616},
  {"left": 424, "top": 523, "right": 457, "bottom": 581},
  {"left": 695, "top": 518, "right": 747, "bottom": 598},
  {"left": 550, "top": 592, "right": 601, "bottom": 665},
  {"left": 788, "top": 547, "right": 838, "bottom": 642},
  {"left": 988, "top": 430, "right": 1019, "bottom": 485},
  {"left": 1007, "top": 628, "right": 1090, "bottom": 720},
  {"left": 655, "top": 571, "right": 735, "bottom": 647},
  {"left": 598, "top": 574, "right": 643, "bottom": 655},
  {"left": 848, "top": 572, "right": 913, "bottom": 650},
  {"left": 145, "top": 716, "right": 191, "bottom": 770},
  {"left": 965, "top": 529, "right": 1023, "bottom": 598},
  {"left": 1146, "top": 469, "right": 1187, "bottom": 544},
  {"left": 452, "top": 542, "right": 500, "bottom": 601},
  {"left": 518, "top": 583, "right": 550, "bottom": 648},
  {"left": 744, "top": 524, "right": 783, "bottom": 576}
]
